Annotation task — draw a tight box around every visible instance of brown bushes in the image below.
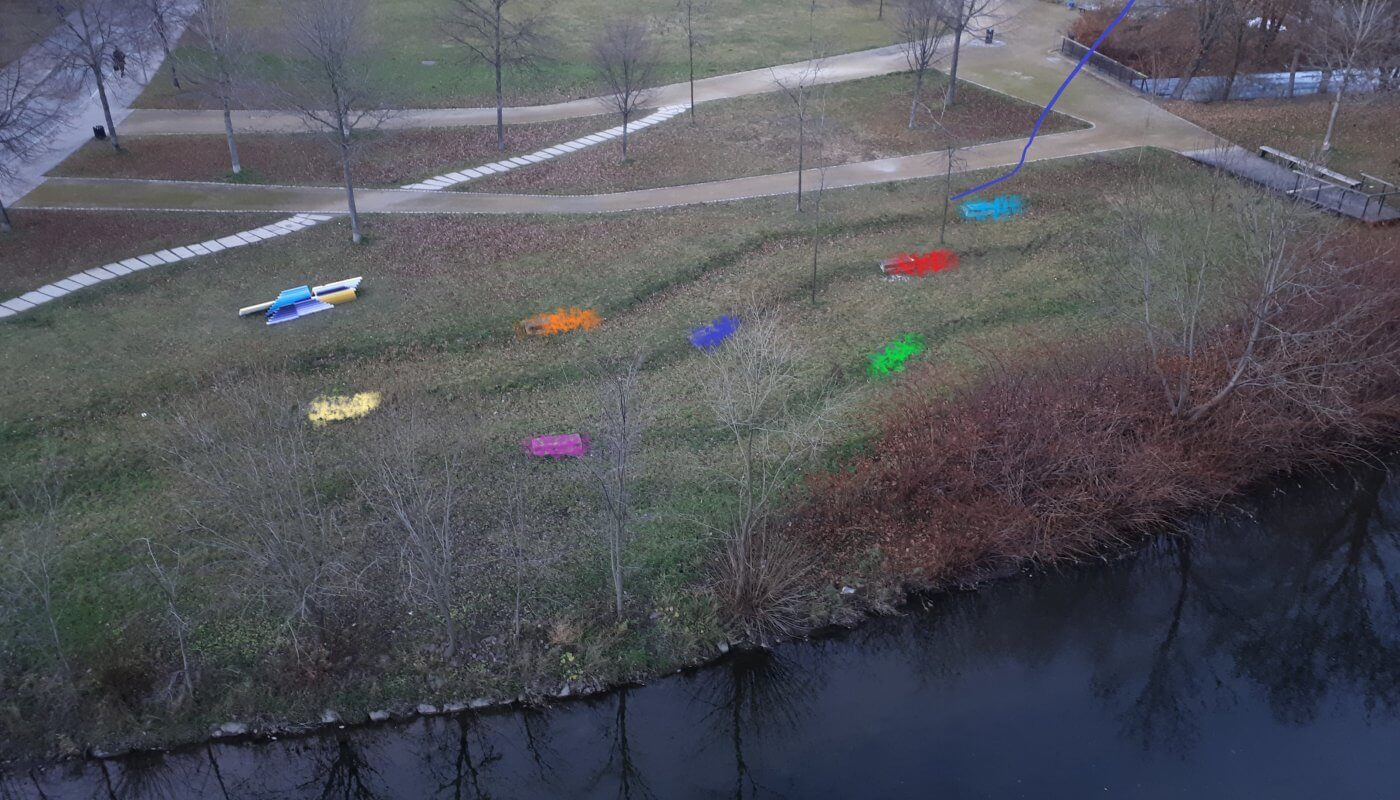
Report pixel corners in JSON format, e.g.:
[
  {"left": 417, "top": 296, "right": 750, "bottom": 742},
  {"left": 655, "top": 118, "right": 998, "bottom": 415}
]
[{"left": 799, "top": 243, "right": 1400, "bottom": 586}]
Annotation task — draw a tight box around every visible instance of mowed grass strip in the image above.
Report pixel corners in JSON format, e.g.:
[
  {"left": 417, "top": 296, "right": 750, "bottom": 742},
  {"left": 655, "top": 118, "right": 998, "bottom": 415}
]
[
  {"left": 0, "top": 150, "right": 1222, "bottom": 753},
  {"left": 136, "top": 0, "right": 902, "bottom": 110},
  {"left": 49, "top": 117, "right": 607, "bottom": 187},
  {"left": 470, "top": 71, "right": 1089, "bottom": 195},
  {"left": 0, "top": 210, "right": 284, "bottom": 298}
]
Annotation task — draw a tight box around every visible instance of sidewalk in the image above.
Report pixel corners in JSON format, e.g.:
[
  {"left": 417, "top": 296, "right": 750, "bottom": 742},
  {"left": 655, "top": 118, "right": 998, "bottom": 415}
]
[{"left": 0, "top": 2, "right": 192, "bottom": 208}]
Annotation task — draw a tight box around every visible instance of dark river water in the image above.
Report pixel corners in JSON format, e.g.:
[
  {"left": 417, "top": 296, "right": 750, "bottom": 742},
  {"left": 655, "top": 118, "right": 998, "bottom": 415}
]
[{"left": 15, "top": 462, "right": 1400, "bottom": 799}]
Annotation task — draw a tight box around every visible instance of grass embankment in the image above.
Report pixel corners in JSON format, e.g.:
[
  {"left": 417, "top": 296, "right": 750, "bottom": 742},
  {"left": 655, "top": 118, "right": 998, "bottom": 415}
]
[
  {"left": 49, "top": 117, "right": 606, "bottom": 188},
  {"left": 0, "top": 150, "right": 1257, "bottom": 760},
  {"left": 1163, "top": 93, "right": 1400, "bottom": 183},
  {"left": 0, "top": 211, "right": 283, "bottom": 298},
  {"left": 471, "top": 71, "right": 1087, "bottom": 195},
  {"left": 137, "top": 0, "right": 898, "bottom": 110}
]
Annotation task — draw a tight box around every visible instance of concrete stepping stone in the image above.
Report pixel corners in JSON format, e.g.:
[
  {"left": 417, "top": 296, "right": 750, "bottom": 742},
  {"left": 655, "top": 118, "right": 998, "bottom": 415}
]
[
  {"left": 35, "top": 285, "right": 68, "bottom": 299},
  {"left": 136, "top": 255, "right": 164, "bottom": 267},
  {"left": 54, "top": 278, "right": 84, "bottom": 291},
  {"left": 105, "top": 262, "right": 133, "bottom": 276},
  {"left": 67, "top": 272, "right": 100, "bottom": 287},
  {"left": 20, "top": 291, "right": 53, "bottom": 305},
  {"left": 2, "top": 298, "right": 36, "bottom": 313},
  {"left": 84, "top": 266, "right": 117, "bottom": 280}
]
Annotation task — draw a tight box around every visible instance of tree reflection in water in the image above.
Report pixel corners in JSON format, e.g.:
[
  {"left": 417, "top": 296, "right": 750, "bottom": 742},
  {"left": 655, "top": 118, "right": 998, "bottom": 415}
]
[
  {"left": 1089, "top": 464, "right": 1400, "bottom": 753},
  {"left": 31, "top": 463, "right": 1400, "bottom": 798},
  {"left": 685, "top": 649, "right": 823, "bottom": 799}
]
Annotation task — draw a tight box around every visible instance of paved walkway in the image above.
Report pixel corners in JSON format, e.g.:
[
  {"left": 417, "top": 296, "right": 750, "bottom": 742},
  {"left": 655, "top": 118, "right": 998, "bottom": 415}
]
[
  {"left": 18, "top": 0, "right": 1218, "bottom": 216},
  {"left": 4, "top": 0, "right": 1224, "bottom": 321},
  {"left": 0, "top": 1, "right": 192, "bottom": 208},
  {"left": 0, "top": 214, "right": 333, "bottom": 319},
  {"left": 121, "top": 46, "right": 915, "bottom": 136},
  {"left": 1184, "top": 146, "right": 1400, "bottom": 224},
  {"left": 402, "top": 105, "right": 689, "bottom": 190}
]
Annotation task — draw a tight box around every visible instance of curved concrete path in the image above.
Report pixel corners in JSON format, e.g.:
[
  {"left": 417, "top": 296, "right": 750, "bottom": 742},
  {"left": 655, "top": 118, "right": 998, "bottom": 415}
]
[
  {"left": 19, "top": 0, "right": 1219, "bottom": 218},
  {"left": 122, "top": 45, "right": 915, "bottom": 136}
]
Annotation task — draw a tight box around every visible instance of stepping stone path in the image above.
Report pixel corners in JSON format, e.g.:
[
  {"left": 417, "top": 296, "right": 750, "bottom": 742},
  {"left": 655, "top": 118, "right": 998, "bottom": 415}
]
[
  {"left": 0, "top": 214, "right": 335, "bottom": 321},
  {"left": 0, "top": 105, "right": 690, "bottom": 322},
  {"left": 399, "top": 105, "right": 690, "bottom": 191}
]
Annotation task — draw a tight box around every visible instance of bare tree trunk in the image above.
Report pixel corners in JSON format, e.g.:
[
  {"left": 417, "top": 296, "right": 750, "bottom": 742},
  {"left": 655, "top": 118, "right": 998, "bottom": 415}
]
[
  {"left": 939, "top": 150, "right": 953, "bottom": 244},
  {"left": 796, "top": 119, "right": 804, "bottom": 211},
  {"left": 944, "top": 25, "right": 963, "bottom": 109},
  {"left": 621, "top": 116, "right": 629, "bottom": 160},
  {"left": 0, "top": 197, "right": 12, "bottom": 233},
  {"left": 93, "top": 65, "right": 120, "bottom": 150},
  {"left": 1322, "top": 80, "right": 1345, "bottom": 154},
  {"left": 222, "top": 100, "right": 241, "bottom": 174},
  {"left": 494, "top": 5, "right": 505, "bottom": 151},
  {"left": 1288, "top": 47, "right": 1300, "bottom": 97},
  {"left": 686, "top": 5, "right": 696, "bottom": 124},
  {"left": 1171, "top": 50, "right": 1208, "bottom": 100},
  {"left": 908, "top": 70, "right": 923, "bottom": 129},
  {"left": 339, "top": 139, "right": 362, "bottom": 243}
]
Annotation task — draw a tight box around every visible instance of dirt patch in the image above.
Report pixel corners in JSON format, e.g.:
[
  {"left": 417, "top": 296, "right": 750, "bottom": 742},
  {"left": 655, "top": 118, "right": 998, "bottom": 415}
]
[
  {"left": 50, "top": 118, "right": 603, "bottom": 187},
  {"left": 0, "top": 210, "right": 282, "bottom": 298}
]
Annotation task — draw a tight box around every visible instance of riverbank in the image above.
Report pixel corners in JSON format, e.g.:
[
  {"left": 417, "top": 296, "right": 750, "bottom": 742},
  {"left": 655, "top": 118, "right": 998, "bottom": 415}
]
[
  {"left": 799, "top": 229, "right": 1400, "bottom": 597},
  {"left": 23, "top": 458, "right": 1400, "bottom": 797}
]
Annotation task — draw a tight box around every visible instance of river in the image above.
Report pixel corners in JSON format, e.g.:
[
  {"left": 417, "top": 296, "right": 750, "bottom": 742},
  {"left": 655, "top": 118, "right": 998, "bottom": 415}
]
[{"left": 16, "top": 462, "right": 1400, "bottom": 799}]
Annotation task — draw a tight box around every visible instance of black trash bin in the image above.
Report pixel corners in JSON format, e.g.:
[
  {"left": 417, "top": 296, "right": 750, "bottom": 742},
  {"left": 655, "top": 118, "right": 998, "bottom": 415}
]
[
  {"left": 985, "top": 28, "right": 994, "bottom": 44},
  {"left": 92, "top": 125, "right": 107, "bottom": 140}
]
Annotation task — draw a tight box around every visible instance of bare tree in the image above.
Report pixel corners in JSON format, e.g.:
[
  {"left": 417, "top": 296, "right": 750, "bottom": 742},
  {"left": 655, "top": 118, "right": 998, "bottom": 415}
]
[
  {"left": 163, "top": 373, "right": 357, "bottom": 647},
  {"left": 1311, "top": 0, "right": 1395, "bottom": 155},
  {"left": 137, "top": 0, "right": 186, "bottom": 88},
  {"left": 773, "top": 59, "right": 822, "bottom": 211},
  {"left": 932, "top": 0, "right": 1000, "bottom": 109},
  {"left": 897, "top": 0, "right": 949, "bottom": 129},
  {"left": 45, "top": 0, "right": 140, "bottom": 150},
  {"left": 1117, "top": 157, "right": 1330, "bottom": 422},
  {"left": 182, "top": 0, "right": 251, "bottom": 174},
  {"left": 1169, "top": 0, "right": 1237, "bottom": 100},
  {"left": 702, "top": 313, "right": 839, "bottom": 640},
  {"left": 674, "top": 0, "right": 712, "bottom": 123},
  {"left": 585, "top": 356, "right": 648, "bottom": 620},
  {"left": 284, "top": 0, "right": 389, "bottom": 244},
  {"left": 0, "top": 55, "right": 67, "bottom": 232},
  {"left": 592, "top": 19, "right": 658, "bottom": 162},
  {"left": 0, "top": 454, "right": 75, "bottom": 681},
  {"left": 806, "top": 87, "right": 831, "bottom": 305},
  {"left": 441, "top": 0, "right": 547, "bottom": 152},
  {"left": 359, "top": 411, "right": 486, "bottom": 658},
  {"left": 136, "top": 538, "right": 196, "bottom": 706}
]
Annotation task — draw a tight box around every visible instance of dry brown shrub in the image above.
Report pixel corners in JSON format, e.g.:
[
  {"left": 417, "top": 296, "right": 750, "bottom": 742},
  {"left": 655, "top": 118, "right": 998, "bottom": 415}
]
[{"left": 800, "top": 243, "right": 1400, "bottom": 587}]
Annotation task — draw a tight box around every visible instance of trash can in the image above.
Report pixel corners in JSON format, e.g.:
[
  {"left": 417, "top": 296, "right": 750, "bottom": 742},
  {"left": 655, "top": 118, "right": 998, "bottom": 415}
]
[
  {"left": 985, "top": 29, "right": 994, "bottom": 44},
  {"left": 92, "top": 125, "right": 106, "bottom": 140}
]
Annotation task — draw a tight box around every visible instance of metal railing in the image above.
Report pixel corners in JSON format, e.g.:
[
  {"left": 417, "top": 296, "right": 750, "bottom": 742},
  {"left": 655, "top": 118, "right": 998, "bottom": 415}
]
[
  {"left": 1288, "top": 171, "right": 1397, "bottom": 222},
  {"left": 1059, "top": 37, "right": 1150, "bottom": 92}
]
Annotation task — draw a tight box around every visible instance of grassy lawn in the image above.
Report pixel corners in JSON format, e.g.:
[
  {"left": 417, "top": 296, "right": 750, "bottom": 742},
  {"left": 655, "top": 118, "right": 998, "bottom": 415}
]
[
  {"left": 0, "top": 149, "right": 1223, "bottom": 757},
  {"left": 0, "top": 0, "right": 56, "bottom": 68},
  {"left": 54, "top": 73, "right": 1084, "bottom": 192},
  {"left": 0, "top": 210, "right": 282, "bottom": 298},
  {"left": 472, "top": 71, "right": 1088, "bottom": 194},
  {"left": 1163, "top": 93, "right": 1400, "bottom": 183},
  {"left": 136, "top": 0, "right": 901, "bottom": 110},
  {"left": 48, "top": 117, "right": 605, "bottom": 188}
]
